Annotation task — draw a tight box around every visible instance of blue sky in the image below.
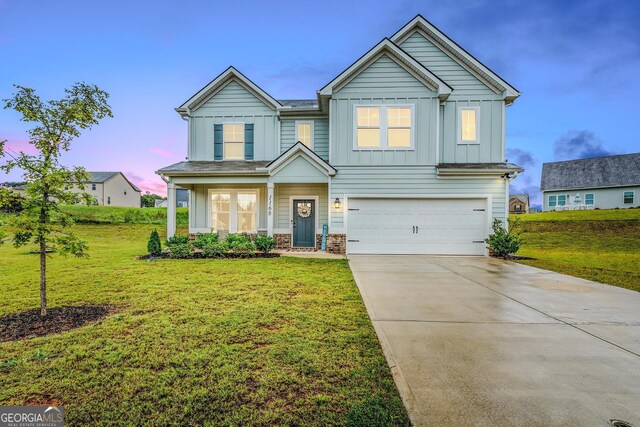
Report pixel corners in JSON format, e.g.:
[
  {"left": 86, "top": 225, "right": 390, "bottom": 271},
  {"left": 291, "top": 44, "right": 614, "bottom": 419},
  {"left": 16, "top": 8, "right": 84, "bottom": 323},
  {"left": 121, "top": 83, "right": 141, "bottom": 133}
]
[{"left": 1, "top": 0, "right": 639, "bottom": 205}]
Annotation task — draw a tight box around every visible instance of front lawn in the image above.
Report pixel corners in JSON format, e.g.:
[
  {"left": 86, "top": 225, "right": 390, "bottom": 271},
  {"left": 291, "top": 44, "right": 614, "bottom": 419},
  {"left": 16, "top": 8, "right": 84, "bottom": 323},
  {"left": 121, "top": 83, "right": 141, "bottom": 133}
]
[
  {"left": 513, "top": 209, "right": 640, "bottom": 292},
  {"left": 0, "top": 224, "right": 408, "bottom": 426}
]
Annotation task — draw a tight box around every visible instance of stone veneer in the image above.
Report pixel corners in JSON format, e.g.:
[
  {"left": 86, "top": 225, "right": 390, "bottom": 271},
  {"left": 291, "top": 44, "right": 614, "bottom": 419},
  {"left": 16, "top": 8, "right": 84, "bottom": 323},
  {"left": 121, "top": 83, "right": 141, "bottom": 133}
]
[
  {"left": 326, "top": 234, "right": 346, "bottom": 254},
  {"left": 274, "top": 233, "right": 292, "bottom": 250}
]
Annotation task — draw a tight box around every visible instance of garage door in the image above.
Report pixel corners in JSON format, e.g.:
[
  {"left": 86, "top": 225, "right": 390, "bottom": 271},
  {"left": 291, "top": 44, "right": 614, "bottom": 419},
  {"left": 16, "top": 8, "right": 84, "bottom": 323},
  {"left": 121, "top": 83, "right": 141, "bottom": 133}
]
[{"left": 347, "top": 198, "right": 489, "bottom": 255}]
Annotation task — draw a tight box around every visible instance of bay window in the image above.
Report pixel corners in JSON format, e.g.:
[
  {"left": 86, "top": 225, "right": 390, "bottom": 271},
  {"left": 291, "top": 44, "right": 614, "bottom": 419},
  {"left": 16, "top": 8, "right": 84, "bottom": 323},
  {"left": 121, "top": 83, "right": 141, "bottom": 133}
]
[
  {"left": 355, "top": 105, "right": 413, "bottom": 149},
  {"left": 210, "top": 190, "right": 258, "bottom": 233}
]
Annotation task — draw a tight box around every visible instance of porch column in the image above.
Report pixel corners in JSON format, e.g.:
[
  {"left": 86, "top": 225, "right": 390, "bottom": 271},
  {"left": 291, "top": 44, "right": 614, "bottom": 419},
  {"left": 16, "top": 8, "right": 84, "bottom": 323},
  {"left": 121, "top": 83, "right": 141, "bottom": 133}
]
[
  {"left": 267, "top": 182, "right": 274, "bottom": 236},
  {"left": 167, "top": 182, "right": 176, "bottom": 238}
]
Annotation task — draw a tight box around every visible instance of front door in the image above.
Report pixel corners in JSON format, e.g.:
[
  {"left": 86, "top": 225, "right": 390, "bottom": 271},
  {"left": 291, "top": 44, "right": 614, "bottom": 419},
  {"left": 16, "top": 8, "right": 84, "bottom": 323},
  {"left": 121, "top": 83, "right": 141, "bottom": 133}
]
[{"left": 293, "top": 199, "right": 315, "bottom": 247}]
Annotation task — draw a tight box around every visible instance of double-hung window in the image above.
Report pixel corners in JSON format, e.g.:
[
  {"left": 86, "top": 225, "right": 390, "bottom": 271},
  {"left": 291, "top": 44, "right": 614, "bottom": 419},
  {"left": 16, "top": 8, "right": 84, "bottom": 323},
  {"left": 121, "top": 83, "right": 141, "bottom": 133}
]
[
  {"left": 458, "top": 107, "right": 479, "bottom": 144},
  {"left": 223, "top": 124, "right": 244, "bottom": 160},
  {"left": 355, "top": 106, "right": 413, "bottom": 149},
  {"left": 623, "top": 191, "right": 634, "bottom": 204},
  {"left": 557, "top": 195, "right": 566, "bottom": 206},
  {"left": 210, "top": 190, "right": 258, "bottom": 233},
  {"left": 549, "top": 195, "right": 557, "bottom": 207},
  {"left": 91, "top": 184, "right": 96, "bottom": 191},
  {"left": 295, "top": 121, "right": 314, "bottom": 149},
  {"left": 585, "top": 193, "right": 594, "bottom": 206}
]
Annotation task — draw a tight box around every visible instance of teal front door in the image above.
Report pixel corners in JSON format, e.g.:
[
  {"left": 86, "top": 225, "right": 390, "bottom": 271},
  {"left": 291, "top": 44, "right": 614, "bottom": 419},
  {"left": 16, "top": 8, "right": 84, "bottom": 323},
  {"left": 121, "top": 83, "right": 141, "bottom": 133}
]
[{"left": 293, "top": 199, "right": 315, "bottom": 247}]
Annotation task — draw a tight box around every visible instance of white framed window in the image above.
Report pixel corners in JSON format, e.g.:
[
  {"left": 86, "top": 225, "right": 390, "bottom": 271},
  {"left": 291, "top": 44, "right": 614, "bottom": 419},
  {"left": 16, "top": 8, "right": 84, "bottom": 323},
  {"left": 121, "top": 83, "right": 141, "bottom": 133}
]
[
  {"left": 354, "top": 105, "right": 414, "bottom": 150},
  {"left": 585, "top": 193, "right": 594, "bottom": 206},
  {"left": 295, "top": 121, "right": 314, "bottom": 149},
  {"left": 91, "top": 184, "right": 96, "bottom": 191},
  {"left": 548, "top": 195, "right": 557, "bottom": 207},
  {"left": 209, "top": 190, "right": 259, "bottom": 233},
  {"left": 458, "top": 107, "right": 480, "bottom": 144},
  {"left": 558, "top": 195, "right": 566, "bottom": 206},
  {"left": 515, "top": 204, "right": 522, "bottom": 212},
  {"left": 623, "top": 191, "right": 634, "bottom": 204},
  {"left": 223, "top": 123, "right": 244, "bottom": 160}
]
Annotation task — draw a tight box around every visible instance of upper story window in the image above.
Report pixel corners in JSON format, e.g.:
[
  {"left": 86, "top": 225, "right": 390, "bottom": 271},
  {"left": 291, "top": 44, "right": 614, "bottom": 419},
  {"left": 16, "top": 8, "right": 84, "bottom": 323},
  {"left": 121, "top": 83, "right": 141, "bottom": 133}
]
[
  {"left": 623, "top": 191, "right": 635, "bottom": 204},
  {"left": 295, "top": 121, "right": 314, "bottom": 149},
  {"left": 223, "top": 124, "right": 244, "bottom": 160},
  {"left": 585, "top": 193, "right": 594, "bottom": 205},
  {"left": 458, "top": 107, "right": 479, "bottom": 144},
  {"left": 355, "top": 105, "right": 413, "bottom": 150}
]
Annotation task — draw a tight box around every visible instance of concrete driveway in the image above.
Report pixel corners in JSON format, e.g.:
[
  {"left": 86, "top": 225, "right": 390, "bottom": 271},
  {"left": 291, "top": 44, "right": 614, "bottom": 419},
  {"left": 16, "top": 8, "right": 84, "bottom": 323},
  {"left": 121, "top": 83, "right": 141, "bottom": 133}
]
[{"left": 349, "top": 255, "right": 640, "bottom": 426}]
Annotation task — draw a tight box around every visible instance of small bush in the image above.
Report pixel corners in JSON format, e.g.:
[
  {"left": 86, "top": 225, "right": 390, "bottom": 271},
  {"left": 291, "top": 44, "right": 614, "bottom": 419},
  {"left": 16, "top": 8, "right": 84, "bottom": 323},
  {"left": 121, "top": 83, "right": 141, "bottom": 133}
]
[
  {"left": 231, "top": 241, "right": 256, "bottom": 257},
  {"left": 254, "top": 235, "right": 276, "bottom": 253},
  {"left": 147, "top": 229, "right": 162, "bottom": 256},
  {"left": 167, "top": 242, "right": 193, "bottom": 259},
  {"left": 201, "top": 241, "right": 229, "bottom": 258},
  {"left": 193, "top": 232, "right": 219, "bottom": 249},
  {"left": 0, "top": 187, "right": 25, "bottom": 214},
  {"left": 166, "top": 234, "right": 189, "bottom": 246},
  {"left": 485, "top": 217, "right": 523, "bottom": 258},
  {"left": 225, "top": 233, "right": 249, "bottom": 247}
]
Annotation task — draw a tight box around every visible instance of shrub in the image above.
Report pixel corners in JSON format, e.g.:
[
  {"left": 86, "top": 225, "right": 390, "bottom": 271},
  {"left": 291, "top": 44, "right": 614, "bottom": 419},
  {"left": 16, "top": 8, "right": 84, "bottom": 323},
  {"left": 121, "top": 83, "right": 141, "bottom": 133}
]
[
  {"left": 167, "top": 242, "right": 193, "bottom": 259},
  {"left": 193, "top": 232, "right": 219, "bottom": 249},
  {"left": 0, "top": 187, "right": 25, "bottom": 214},
  {"left": 225, "top": 233, "right": 249, "bottom": 247},
  {"left": 254, "top": 235, "right": 276, "bottom": 253},
  {"left": 485, "top": 217, "right": 523, "bottom": 258},
  {"left": 147, "top": 229, "right": 162, "bottom": 256},
  {"left": 166, "top": 234, "right": 189, "bottom": 246},
  {"left": 231, "top": 241, "right": 256, "bottom": 257},
  {"left": 201, "top": 241, "right": 229, "bottom": 258}
]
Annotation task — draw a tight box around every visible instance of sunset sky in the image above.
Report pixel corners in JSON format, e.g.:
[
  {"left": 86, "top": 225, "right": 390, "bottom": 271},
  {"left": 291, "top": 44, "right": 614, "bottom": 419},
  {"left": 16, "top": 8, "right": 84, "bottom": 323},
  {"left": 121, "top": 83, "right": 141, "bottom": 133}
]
[{"left": 1, "top": 0, "right": 639, "bottom": 205}]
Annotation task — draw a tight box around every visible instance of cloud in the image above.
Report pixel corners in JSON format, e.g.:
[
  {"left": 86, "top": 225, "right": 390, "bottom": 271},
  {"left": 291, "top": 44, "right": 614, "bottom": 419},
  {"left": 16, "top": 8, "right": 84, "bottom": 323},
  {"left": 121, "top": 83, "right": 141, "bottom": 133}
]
[
  {"left": 553, "top": 130, "right": 616, "bottom": 161},
  {"left": 150, "top": 147, "right": 172, "bottom": 158},
  {"left": 3, "top": 139, "right": 38, "bottom": 155},
  {"left": 506, "top": 148, "right": 536, "bottom": 169}
]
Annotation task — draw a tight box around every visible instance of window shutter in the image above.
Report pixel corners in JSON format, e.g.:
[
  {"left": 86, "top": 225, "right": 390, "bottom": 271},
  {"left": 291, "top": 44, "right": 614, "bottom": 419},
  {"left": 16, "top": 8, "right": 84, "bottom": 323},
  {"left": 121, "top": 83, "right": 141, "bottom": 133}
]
[
  {"left": 214, "top": 124, "right": 223, "bottom": 160},
  {"left": 244, "top": 123, "right": 254, "bottom": 160}
]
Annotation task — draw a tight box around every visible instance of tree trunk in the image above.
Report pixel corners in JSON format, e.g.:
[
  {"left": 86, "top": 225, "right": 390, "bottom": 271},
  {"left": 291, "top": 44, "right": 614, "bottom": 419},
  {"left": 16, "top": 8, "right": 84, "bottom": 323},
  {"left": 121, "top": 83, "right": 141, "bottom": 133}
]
[{"left": 39, "top": 237, "right": 47, "bottom": 317}]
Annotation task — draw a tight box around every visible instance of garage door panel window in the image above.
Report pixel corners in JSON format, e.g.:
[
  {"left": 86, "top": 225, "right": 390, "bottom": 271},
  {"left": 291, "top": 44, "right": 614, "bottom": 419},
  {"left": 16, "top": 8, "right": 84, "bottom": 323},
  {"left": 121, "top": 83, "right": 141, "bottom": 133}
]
[{"left": 355, "top": 105, "right": 413, "bottom": 149}]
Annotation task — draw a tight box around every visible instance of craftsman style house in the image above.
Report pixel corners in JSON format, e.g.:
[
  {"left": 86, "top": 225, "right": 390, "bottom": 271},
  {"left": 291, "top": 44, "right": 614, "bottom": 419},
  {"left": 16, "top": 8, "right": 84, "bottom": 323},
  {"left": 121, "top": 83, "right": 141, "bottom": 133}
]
[{"left": 157, "top": 15, "right": 522, "bottom": 255}]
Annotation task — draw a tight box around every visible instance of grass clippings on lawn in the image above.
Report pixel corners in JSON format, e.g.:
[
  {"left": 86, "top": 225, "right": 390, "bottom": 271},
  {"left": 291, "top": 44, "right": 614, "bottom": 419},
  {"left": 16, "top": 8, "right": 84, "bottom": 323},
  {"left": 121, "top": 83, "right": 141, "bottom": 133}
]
[{"left": 0, "top": 222, "right": 409, "bottom": 426}]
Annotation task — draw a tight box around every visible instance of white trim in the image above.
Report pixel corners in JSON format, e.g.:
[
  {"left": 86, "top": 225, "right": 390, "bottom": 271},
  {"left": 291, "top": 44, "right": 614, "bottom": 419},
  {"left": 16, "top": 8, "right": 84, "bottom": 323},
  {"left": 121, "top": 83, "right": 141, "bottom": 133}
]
[
  {"left": 328, "top": 101, "right": 333, "bottom": 164},
  {"left": 289, "top": 196, "right": 320, "bottom": 248},
  {"left": 352, "top": 104, "right": 415, "bottom": 151},
  {"left": 222, "top": 122, "right": 245, "bottom": 160},
  {"left": 207, "top": 188, "right": 261, "bottom": 233},
  {"left": 267, "top": 183, "right": 274, "bottom": 236},
  {"left": 457, "top": 106, "right": 480, "bottom": 145},
  {"left": 294, "top": 120, "right": 314, "bottom": 150},
  {"left": 623, "top": 190, "right": 635, "bottom": 204},
  {"left": 343, "top": 194, "right": 492, "bottom": 256}
]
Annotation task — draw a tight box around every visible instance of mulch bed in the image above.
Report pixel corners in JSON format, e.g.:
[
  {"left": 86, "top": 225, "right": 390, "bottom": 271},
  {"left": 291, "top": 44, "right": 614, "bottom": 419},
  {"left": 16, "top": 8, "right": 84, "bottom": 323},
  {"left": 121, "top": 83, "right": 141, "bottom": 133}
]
[
  {"left": 0, "top": 305, "right": 114, "bottom": 342},
  {"left": 137, "top": 252, "right": 280, "bottom": 260}
]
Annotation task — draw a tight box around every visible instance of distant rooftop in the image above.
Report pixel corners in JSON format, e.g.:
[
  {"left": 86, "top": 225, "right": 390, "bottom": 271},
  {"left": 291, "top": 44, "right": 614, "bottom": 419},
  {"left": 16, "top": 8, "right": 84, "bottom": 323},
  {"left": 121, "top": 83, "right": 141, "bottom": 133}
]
[
  {"left": 541, "top": 153, "right": 640, "bottom": 191},
  {"left": 87, "top": 172, "right": 141, "bottom": 192}
]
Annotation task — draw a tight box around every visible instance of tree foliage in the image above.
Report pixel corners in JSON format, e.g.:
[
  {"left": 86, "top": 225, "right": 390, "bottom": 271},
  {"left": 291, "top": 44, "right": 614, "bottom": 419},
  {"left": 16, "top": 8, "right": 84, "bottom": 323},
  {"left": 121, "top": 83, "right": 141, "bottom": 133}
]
[
  {"left": 0, "top": 83, "right": 112, "bottom": 316},
  {"left": 141, "top": 191, "right": 165, "bottom": 208}
]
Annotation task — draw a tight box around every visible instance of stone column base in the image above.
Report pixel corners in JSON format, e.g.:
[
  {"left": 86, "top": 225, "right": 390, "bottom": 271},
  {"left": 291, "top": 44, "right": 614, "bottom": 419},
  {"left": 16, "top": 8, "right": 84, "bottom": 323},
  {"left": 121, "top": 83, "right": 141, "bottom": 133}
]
[{"left": 326, "top": 234, "right": 346, "bottom": 254}]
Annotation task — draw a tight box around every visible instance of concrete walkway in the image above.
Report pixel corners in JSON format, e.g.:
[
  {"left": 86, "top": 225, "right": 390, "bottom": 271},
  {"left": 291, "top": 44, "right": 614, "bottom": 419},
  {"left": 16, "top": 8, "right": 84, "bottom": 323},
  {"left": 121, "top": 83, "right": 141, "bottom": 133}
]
[{"left": 349, "top": 255, "right": 640, "bottom": 426}]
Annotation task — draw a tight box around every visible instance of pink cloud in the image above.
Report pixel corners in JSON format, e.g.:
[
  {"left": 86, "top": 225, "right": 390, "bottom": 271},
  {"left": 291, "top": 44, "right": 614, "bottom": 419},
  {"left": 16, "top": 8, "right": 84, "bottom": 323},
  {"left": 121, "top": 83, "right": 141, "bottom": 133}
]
[
  {"left": 4, "top": 139, "right": 38, "bottom": 155},
  {"left": 125, "top": 171, "right": 167, "bottom": 196},
  {"left": 150, "top": 147, "right": 172, "bottom": 157}
]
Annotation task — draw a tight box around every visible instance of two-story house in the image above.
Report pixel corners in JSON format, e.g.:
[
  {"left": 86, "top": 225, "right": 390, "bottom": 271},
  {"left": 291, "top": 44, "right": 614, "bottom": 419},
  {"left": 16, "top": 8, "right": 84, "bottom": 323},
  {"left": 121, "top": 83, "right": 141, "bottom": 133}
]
[{"left": 156, "top": 15, "right": 523, "bottom": 255}]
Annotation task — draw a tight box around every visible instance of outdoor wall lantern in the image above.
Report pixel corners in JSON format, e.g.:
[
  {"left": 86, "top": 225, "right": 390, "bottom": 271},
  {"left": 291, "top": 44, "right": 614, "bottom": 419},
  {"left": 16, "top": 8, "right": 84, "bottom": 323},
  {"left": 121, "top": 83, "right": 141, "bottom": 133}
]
[{"left": 334, "top": 197, "right": 342, "bottom": 210}]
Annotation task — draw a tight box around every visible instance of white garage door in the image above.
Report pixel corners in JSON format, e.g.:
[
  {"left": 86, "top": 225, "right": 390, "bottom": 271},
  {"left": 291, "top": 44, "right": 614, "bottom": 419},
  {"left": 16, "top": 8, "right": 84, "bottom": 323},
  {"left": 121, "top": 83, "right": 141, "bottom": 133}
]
[{"left": 347, "top": 198, "right": 489, "bottom": 255}]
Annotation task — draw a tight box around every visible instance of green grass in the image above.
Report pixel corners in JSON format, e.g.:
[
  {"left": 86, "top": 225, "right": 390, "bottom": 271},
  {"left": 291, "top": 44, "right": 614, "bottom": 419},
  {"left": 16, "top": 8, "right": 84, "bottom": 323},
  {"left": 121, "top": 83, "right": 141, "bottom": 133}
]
[
  {"left": 0, "top": 224, "right": 408, "bottom": 426},
  {"left": 58, "top": 205, "right": 189, "bottom": 225},
  {"left": 512, "top": 209, "right": 640, "bottom": 292}
]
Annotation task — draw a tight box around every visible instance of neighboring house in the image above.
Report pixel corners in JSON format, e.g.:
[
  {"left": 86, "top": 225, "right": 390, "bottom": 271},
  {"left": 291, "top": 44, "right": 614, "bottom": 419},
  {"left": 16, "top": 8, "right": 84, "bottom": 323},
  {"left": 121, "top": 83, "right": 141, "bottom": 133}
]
[
  {"left": 156, "top": 15, "right": 523, "bottom": 255},
  {"left": 155, "top": 188, "right": 188, "bottom": 208},
  {"left": 82, "top": 172, "right": 142, "bottom": 207},
  {"left": 541, "top": 153, "right": 640, "bottom": 211},
  {"left": 509, "top": 194, "right": 529, "bottom": 214},
  {"left": 2, "top": 183, "right": 27, "bottom": 197}
]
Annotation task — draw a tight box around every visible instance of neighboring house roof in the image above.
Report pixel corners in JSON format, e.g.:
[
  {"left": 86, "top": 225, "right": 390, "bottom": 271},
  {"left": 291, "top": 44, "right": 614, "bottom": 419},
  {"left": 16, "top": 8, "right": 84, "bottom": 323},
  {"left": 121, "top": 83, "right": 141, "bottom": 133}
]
[
  {"left": 87, "top": 171, "right": 141, "bottom": 192},
  {"left": 390, "top": 14, "right": 520, "bottom": 102},
  {"left": 176, "top": 66, "right": 282, "bottom": 115},
  {"left": 540, "top": 153, "right": 640, "bottom": 191},
  {"left": 319, "top": 38, "right": 453, "bottom": 100},
  {"left": 437, "top": 163, "right": 524, "bottom": 176},
  {"left": 510, "top": 194, "right": 529, "bottom": 205},
  {"left": 156, "top": 160, "right": 271, "bottom": 176}
]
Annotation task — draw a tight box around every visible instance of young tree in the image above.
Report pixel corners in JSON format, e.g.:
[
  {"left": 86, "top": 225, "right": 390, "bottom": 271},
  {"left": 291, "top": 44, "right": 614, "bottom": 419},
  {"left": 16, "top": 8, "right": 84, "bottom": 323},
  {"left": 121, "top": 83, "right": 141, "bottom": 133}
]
[
  {"left": 0, "top": 83, "right": 112, "bottom": 316},
  {"left": 141, "top": 191, "right": 165, "bottom": 208}
]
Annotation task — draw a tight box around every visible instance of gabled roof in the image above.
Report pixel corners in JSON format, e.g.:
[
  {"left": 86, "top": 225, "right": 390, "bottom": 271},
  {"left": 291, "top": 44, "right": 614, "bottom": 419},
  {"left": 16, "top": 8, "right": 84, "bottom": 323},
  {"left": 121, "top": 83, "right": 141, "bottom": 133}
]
[
  {"left": 390, "top": 15, "right": 520, "bottom": 102},
  {"left": 510, "top": 194, "right": 529, "bottom": 204},
  {"left": 87, "top": 172, "right": 141, "bottom": 192},
  {"left": 176, "top": 66, "right": 282, "bottom": 116},
  {"left": 540, "top": 153, "right": 640, "bottom": 191},
  {"left": 319, "top": 38, "right": 452, "bottom": 101},
  {"left": 262, "top": 142, "right": 336, "bottom": 176}
]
